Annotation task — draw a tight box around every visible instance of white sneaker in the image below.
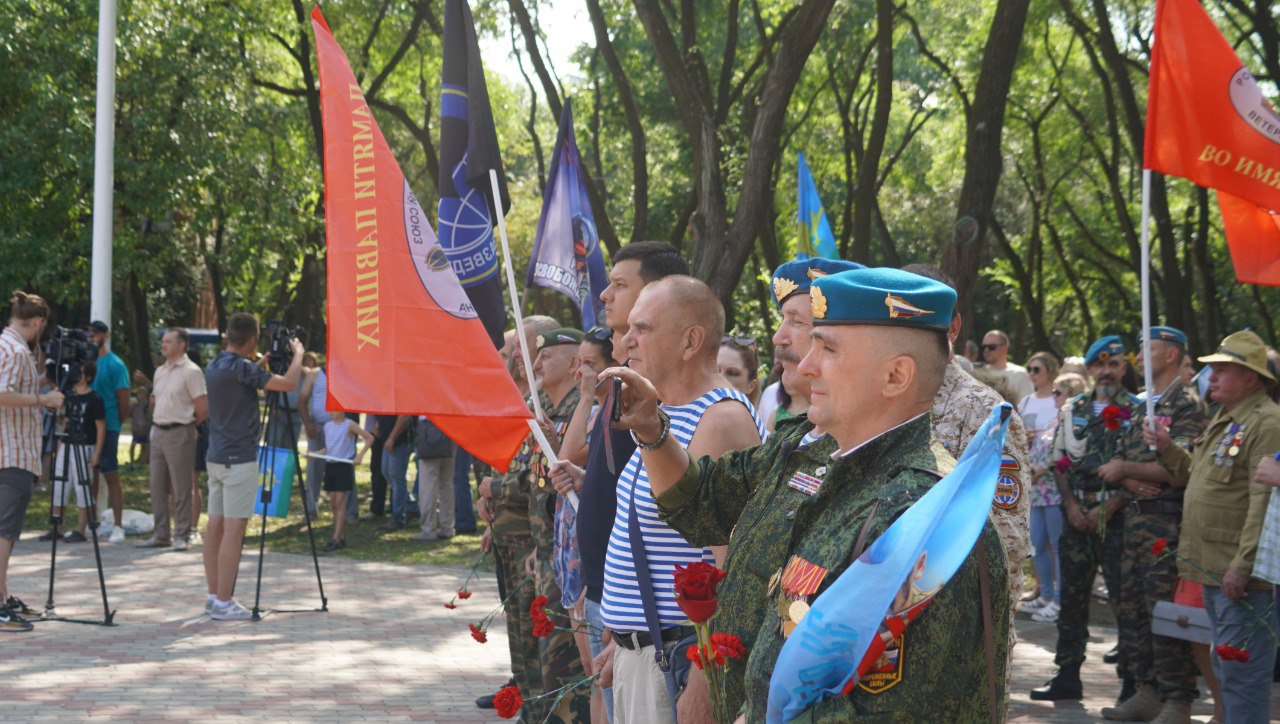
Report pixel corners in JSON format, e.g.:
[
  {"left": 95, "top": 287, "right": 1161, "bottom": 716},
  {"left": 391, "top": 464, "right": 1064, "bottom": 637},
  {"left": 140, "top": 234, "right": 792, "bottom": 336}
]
[
  {"left": 1018, "top": 596, "right": 1051, "bottom": 614},
  {"left": 173, "top": 538, "right": 189, "bottom": 551},
  {"left": 108, "top": 526, "right": 125, "bottom": 544},
  {"left": 1031, "top": 601, "right": 1060, "bottom": 623},
  {"left": 189, "top": 531, "right": 203, "bottom": 546},
  {"left": 210, "top": 599, "right": 253, "bottom": 621}
]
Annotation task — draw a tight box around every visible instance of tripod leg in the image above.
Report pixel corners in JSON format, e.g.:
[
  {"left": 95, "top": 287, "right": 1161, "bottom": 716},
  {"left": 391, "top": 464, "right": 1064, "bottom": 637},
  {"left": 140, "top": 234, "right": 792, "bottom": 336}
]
[
  {"left": 44, "top": 437, "right": 69, "bottom": 615},
  {"left": 73, "top": 443, "right": 115, "bottom": 625},
  {"left": 283, "top": 403, "right": 327, "bottom": 611},
  {"left": 251, "top": 394, "right": 276, "bottom": 621}
]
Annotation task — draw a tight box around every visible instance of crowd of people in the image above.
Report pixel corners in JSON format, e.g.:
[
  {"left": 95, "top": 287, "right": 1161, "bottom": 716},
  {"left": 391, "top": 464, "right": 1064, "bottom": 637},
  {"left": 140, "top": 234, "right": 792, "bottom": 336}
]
[{"left": 0, "top": 237, "right": 1278, "bottom": 721}]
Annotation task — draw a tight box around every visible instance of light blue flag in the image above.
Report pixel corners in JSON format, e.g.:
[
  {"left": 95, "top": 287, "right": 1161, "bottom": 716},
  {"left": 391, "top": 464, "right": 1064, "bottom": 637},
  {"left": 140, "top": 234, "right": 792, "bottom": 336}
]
[
  {"left": 254, "top": 445, "right": 297, "bottom": 519},
  {"left": 766, "top": 403, "right": 1013, "bottom": 722},
  {"left": 797, "top": 152, "right": 838, "bottom": 260}
]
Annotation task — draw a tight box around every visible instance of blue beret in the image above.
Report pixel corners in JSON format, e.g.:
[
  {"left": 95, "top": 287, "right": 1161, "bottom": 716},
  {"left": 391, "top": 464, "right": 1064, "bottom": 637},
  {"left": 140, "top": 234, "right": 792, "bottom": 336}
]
[
  {"left": 1085, "top": 335, "right": 1125, "bottom": 365},
  {"left": 809, "top": 267, "right": 956, "bottom": 331},
  {"left": 771, "top": 258, "right": 866, "bottom": 307},
  {"left": 1138, "top": 326, "right": 1187, "bottom": 346}
]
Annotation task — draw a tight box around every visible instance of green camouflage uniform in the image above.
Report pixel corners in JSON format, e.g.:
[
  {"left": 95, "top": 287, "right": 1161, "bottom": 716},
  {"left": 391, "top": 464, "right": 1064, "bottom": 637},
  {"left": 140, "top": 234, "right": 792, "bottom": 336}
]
[
  {"left": 1050, "top": 390, "right": 1141, "bottom": 669},
  {"left": 526, "top": 387, "right": 587, "bottom": 724},
  {"left": 492, "top": 390, "right": 551, "bottom": 722},
  {"left": 1115, "top": 379, "right": 1207, "bottom": 702},
  {"left": 658, "top": 414, "right": 1010, "bottom": 722}
]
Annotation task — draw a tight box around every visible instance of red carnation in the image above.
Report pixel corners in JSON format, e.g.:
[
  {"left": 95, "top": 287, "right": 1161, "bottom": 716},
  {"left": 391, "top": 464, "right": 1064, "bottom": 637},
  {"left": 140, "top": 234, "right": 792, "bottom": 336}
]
[
  {"left": 1151, "top": 538, "right": 1168, "bottom": 556},
  {"left": 686, "top": 645, "right": 705, "bottom": 670},
  {"left": 494, "top": 685, "right": 523, "bottom": 719},
  {"left": 530, "top": 595, "right": 548, "bottom": 617},
  {"left": 710, "top": 632, "right": 747, "bottom": 661},
  {"left": 458, "top": 589, "right": 472, "bottom": 600},
  {"left": 533, "top": 616, "right": 554, "bottom": 638},
  {"left": 444, "top": 603, "right": 457, "bottom": 610},
  {"left": 1216, "top": 644, "right": 1251, "bottom": 662},
  {"left": 1055, "top": 456, "right": 1071, "bottom": 475},
  {"left": 469, "top": 623, "right": 488, "bottom": 643},
  {"left": 673, "top": 562, "right": 728, "bottom": 623},
  {"left": 1101, "top": 404, "right": 1131, "bottom": 431}
]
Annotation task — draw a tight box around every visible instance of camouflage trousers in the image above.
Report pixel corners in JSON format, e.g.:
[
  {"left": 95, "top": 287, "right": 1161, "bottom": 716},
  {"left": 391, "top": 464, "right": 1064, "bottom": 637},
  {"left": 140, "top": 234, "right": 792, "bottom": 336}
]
[
  {"left": 1118, "top": 511, "right": 1197, "bottom": 702},
  {"left": 528, "top": 556, "right": 590, "bottom": 724},
  {"left": 494, "top": 537, "right": 541, "bottom": 722},
  {"left": 1055, "top": 505, "right": 1125, "bottom": 668}
]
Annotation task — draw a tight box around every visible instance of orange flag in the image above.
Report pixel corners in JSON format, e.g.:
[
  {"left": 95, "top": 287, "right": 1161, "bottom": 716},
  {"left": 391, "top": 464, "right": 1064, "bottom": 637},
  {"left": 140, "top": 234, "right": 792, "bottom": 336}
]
[
  {"left": 311, "top": 7, "right": 531, "bottom": 471},
  {"left": 1146, "top": 0, "right": 1280, "bottom": 284}
]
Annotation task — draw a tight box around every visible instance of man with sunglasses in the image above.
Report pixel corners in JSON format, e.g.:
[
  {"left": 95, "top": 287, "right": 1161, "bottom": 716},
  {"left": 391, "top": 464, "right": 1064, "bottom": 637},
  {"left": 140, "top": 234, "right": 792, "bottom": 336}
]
[
  {"left": 981, "top": 330, "right": 1034, "bottom": 401},
  {"left": 1033, "top": 335, "right": 1142, "bottom": 702}
]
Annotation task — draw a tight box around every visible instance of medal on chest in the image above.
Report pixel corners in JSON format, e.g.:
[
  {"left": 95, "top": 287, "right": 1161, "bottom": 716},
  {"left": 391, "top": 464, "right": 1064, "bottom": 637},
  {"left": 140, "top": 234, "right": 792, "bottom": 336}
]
[
  {"left": 1212, "top": 423, "right": 1245, "bottom": 468},
  {"left": 773, "top": 555, "right": 828, "bottom": 639},
  {"left": 787, "top": 469, "right": 824, "bottom": 496}
]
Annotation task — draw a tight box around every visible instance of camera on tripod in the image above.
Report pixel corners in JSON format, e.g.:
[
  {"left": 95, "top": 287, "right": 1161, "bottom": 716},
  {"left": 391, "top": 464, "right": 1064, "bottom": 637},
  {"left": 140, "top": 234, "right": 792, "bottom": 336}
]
[
  {"left": 42, "top": 325, "right": 98, "bottom": 390},
  {"left": 263, "top": 321, "right": 305, "bottom": 374}
]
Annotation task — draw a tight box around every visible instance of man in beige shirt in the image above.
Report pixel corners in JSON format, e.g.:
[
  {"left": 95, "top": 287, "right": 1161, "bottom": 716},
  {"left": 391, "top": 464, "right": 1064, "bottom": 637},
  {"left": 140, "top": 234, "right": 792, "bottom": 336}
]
[{"left": 139, "top": 328, "right": 208, "bottom": 550}]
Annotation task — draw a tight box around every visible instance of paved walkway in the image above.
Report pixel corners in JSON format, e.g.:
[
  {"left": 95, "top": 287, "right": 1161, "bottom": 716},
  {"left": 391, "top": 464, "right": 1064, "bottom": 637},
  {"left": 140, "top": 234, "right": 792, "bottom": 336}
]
[{"left": 2, "top": 536, "right": 1274, "bottom": 722}]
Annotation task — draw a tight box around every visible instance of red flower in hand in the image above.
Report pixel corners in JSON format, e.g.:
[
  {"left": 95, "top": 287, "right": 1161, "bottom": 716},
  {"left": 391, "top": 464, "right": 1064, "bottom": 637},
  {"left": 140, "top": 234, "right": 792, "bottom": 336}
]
[
  {"left": 469, "top": 623, "right": 488, "bottom": 643},
  {"left": 686, "top": 645, "right": 705, "bottom": 670},
  {"left": 1216, "top": 644, "right": 1251, "bottom": 662},
  {"left": 1055, "top": 455, "right": 1071, "bottom": 475},
  {"left": 1101, "top": 405, "right": 1131, "bottom": 431},
  {"left": 530, "top": 595, "right": 548, "bottom": 618},
  {"left": 710, "top": 632, "right": 747, "bottom": 661},
  {"left": 458, "top": 589, "right": 472, "bottom": 600},
  {"left": 673, "top": 562, "right": 728, "bottom": 623},
  {"left": 494, "top": 685, "right": 523, "bottom": 719},
  {"left": 443, "top": 603, "right": 457, "bottom": 610},
  {"left": 1151, "top": 538, "right": 1168, "bottom": 556},
  {"left": 533, "top": 616, "right": 554, "bottom": 638}
]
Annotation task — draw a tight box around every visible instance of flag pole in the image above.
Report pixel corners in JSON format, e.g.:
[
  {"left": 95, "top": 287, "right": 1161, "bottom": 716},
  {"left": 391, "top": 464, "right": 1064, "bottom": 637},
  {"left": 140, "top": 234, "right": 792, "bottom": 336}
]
[
  {"left": 490, "top": 169, "right": 545, "bottom": 422},
  {"left": 89, "top": 0, "right": 119, "bottom": 326},
  {"left": 1140, "top": 169, "right": 1156, "bottom": 425}
]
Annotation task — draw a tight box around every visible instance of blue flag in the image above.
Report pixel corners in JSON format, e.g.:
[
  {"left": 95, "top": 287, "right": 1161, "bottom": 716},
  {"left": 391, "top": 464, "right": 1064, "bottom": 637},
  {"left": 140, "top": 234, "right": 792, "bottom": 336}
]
[
  {"left": 766, "top": 403, "right": 1013, "bottom": 722},
  {"left": 437, "top": 0, "right": 508, "bottom": 348},
  {"left": 254, "top": 446, "right": 296, "bottom": 519},
  {"left": 797, "top": 152, "right": 838, "bottom": 260},
  {"left": 526, "top": 100, "right": 608, "bottom": 329}
]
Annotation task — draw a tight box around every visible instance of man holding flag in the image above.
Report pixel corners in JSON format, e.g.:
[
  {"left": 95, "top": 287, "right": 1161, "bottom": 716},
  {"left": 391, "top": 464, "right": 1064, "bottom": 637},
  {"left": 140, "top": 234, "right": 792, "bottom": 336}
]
[{"left": 603, "top": 267, "right": 1008, "bottom": 721}]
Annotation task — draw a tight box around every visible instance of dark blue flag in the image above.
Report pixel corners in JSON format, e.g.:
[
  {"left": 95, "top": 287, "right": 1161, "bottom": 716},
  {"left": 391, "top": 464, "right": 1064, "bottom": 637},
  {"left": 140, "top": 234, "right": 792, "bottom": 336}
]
[
  {"left": 438, "top": 0, "right": 508, "bottom": 348},
  {"left": 526, "top": 100, "right": 608, "bottom": 329}
]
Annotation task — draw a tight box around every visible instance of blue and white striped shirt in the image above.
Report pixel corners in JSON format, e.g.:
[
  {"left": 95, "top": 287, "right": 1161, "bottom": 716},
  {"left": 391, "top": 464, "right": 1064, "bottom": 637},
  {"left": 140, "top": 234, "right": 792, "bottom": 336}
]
[{"left": 600, "top": 387, "right": 763, "bottom": 632}]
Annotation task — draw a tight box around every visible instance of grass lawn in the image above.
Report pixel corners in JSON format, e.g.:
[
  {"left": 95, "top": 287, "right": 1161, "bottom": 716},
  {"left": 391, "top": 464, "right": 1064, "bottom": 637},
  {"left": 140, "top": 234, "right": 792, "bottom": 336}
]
[{"left": 24, "top": 437, "right": 491, "bottom": 571}]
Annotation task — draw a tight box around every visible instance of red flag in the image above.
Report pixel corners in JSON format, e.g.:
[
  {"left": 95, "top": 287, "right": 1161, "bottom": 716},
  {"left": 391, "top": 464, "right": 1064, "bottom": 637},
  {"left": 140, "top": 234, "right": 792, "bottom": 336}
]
[
  {"left": 1145, "top": 0, "right": 1280, "bottom": 210},
  {"left": 1218, "top": 191, "right": 1280, "bottom": 286},
  {"left": 311, "top": 7, "right": 530, "bottom": 471}
]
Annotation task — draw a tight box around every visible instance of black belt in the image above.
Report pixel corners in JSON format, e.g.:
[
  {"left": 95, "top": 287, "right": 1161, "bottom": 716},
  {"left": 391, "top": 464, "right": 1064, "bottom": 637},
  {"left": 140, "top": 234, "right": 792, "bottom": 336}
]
[
  {"left": 1129, "top": 499, "right": 1182, "bottom": 515},
  {"left": 154, "top": 422, "right": 193, "bottom": 430},
  {"left": 612, "top": 625, "right": 695, "bottom": 651}
]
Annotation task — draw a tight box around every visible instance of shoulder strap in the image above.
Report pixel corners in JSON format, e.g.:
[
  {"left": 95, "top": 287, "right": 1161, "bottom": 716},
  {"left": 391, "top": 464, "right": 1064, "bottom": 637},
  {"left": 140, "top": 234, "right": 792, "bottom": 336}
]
[
  {"left": 975, "top": 548, "right": 999, "bottom": 724},
  {"left": 626, "top": 493, "right": 682, "bottom": 718}
]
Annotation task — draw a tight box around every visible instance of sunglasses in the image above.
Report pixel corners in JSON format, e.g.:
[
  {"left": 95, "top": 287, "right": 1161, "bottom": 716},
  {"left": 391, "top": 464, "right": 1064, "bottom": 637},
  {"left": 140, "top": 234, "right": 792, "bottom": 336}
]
[
  {"left": 1052, "top": 389, "right": 1064, "bottom": 397},
  {"left": 722, "top": 334, "right": 757, "bottom": 349},
  {"left": 586, "top": 326, "right": 612, "bottom": 342},
  {"left": 1029, "top": 365, "right": 1044, "bottom": 374},
  {"left": 981, "top": 344, "right": 1000, "bottom": 352}
]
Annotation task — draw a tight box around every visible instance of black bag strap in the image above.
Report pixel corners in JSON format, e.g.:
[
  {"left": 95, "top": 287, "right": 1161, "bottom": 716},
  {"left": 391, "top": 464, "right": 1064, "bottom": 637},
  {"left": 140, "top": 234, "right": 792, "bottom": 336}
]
[{"left": 627, "top": 491, "right": 682, "bottom": 718}]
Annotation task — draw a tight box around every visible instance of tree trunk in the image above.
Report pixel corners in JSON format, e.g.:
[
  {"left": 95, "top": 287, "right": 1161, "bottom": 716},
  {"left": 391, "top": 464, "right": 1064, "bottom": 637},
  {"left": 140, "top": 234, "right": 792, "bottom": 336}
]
[{"left": 851, "top": 0, "right": 894, "bottom": 263}]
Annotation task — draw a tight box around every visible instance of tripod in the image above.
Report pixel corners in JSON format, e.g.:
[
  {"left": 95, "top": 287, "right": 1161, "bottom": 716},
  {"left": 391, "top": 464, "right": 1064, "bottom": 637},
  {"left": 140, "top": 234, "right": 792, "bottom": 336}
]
[
  {"left": 41, "top": 394, "right": 116, "bottom": 626},
  {"left": 248, "top": 387, "right": 327, "bottom": 620}
]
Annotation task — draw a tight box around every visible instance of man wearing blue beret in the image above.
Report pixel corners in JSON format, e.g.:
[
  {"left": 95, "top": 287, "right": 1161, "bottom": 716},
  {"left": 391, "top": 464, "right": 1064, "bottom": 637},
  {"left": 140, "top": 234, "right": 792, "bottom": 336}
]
[
  {"left": 603, "top": 267, "right": 1009, "bottom": 721},
  {"left": 1032, "top": 335, "right": 1143, "bottom": 703}
]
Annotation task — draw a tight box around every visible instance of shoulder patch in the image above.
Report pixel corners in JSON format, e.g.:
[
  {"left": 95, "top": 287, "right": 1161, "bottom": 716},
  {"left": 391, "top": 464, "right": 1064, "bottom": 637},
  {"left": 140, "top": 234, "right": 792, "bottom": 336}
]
[{"left": 993, "top": 455, "right": 1022, "bottom": 511}]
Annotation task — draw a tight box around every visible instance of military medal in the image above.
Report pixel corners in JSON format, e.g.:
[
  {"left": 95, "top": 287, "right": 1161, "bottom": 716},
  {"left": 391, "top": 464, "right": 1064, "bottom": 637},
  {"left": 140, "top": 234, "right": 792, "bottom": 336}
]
[
  {"left": 815, "top": 466, "right": 827, "bottom": 476},
  {"left": 767, "top": 569, "right": 782, "bottom": 597},
  {"left": 782, "top": 620, "right": 797, "bottom": 637},
  {"left": 788, "top": 600, "right": 810, "bottom": 623},
  {"left": 787, "top": 471, "right": 824, "bottom": 496},
  {"left": 780, "top": 556, "right": 828, "bottom": 598}
]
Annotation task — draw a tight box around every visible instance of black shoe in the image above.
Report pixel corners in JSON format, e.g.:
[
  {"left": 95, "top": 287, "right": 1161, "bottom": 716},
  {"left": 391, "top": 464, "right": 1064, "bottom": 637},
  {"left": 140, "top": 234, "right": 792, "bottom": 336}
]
[
  {"left": 1030, "top": 666, "right": 1083, "bottom": 701},
  {"left": 0, "top": 605, "right": 33, "bottom": 632},
  {"left": 322, "top": 539, "right": 342, "bottom": 552},
  {"left": 1116, "top": 677, "right": 1135, "bottom": 705},
  {"left": 38, "top": 529, "right": 57, "bottom": 542},
  {"left": 477, "top": 677, "right": 516, "bottom": 708},
  {"left": 6, "top": 596, "right": 37, "bottom": 616},
  {"left": 1103, "top": 644, "right": 1120, "bottom": 664},
  {"left": 63, "top": 531, "right": 87, "bottom": 543},
  {"left": 456, "top": 527, "right": 478, "bottom": 535}
]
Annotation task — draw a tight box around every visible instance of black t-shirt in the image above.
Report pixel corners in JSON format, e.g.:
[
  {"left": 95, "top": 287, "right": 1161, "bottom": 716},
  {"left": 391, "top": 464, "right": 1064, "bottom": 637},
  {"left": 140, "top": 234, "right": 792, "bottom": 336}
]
[
  {"left": 577, "top": 410, "right": 636, "bottom": 603},
  {"left": 65, "top": 390, "right": 105, "bottom": 446},
  {"left": 375, "top": 414, "right": 409, "bottom": 448}
]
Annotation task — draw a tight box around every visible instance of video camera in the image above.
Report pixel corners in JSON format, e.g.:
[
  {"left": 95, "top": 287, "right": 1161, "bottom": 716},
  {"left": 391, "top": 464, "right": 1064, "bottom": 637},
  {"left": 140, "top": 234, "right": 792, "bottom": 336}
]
[
  {"left": 263, "top": 320, "right": 304, "bottom": 374},
  {"left": 42, "top": 325, "right": 98, "bottom": 390}
]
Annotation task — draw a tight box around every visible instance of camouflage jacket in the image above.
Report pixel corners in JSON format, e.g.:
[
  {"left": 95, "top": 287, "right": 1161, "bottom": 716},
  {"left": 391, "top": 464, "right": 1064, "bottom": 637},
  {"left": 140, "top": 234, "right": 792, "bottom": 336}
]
[
  {"left": 1119, "top": 379, "right": 1208, "bottom": 501},
  {"left": 490, "top": 391, "right": 551, "bottom": 542},
  {"left": 529, "top": 386, "right": 581, "bottom": 557},
  {"left": 932, "top": 360, "right": 1031, "bottom": 588},
  {"left": 1053, "top": 389, "right": 1143, "bottom": 493},
  {"left": 657, "top": 414, "right": 1010, "bottom": 722}
]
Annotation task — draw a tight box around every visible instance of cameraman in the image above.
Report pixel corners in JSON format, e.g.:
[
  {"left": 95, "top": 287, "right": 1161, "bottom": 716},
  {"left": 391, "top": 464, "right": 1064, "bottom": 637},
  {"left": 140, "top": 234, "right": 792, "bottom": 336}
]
[
  {"left": 0, "top": 292, "right": 64, "bottom": 632},
  {"left": 202, "top": 313, "right": 304, "bottom": 621}
]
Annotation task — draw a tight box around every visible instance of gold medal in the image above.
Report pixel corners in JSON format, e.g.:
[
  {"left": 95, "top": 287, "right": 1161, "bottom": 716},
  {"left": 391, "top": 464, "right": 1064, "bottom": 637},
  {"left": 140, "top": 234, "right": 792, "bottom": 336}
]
[
  {"left": 788, "top": 600, "right": 810, "bottom": 623},
  {"left": 782, "top": 620, "right": 797, "bottom": 638},
  {"left": 1229, "top": 445, "right": 1240, "bottom": 457},
  {"left": 815, "top": 466, "right": 827, "bottom": 477}
]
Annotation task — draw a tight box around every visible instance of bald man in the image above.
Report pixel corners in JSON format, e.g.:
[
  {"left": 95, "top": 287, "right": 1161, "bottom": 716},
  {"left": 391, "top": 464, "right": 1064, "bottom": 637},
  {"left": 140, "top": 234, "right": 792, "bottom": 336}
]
[{"left": 595, "top": 276, "right": 764, "bottom": 724}]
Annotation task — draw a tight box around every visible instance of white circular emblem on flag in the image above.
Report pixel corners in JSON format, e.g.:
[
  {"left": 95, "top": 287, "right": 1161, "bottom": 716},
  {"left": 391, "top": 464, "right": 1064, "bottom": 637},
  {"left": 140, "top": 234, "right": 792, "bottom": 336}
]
[
  {"left": 403, "top": 180, "right": 478, "bottom": 319},
  {"left": 1229, "top": 67, "right": 1280, "bottom": 145},
  {"left": 993, "top": 455, "right": 1022, "bottom": 511}
]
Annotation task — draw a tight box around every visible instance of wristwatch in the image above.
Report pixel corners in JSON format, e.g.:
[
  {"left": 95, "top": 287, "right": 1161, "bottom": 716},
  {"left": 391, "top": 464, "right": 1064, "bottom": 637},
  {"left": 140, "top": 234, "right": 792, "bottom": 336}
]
[{"left": 631, "top": 409, "right": 671, "bottom": 451}]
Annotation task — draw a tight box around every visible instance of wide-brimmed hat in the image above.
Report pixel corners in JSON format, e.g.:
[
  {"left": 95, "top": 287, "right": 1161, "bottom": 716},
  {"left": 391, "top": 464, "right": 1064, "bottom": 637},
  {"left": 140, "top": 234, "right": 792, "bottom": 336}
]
[{"left": 1198, "top": 330, "right": 1276, "bottom": 383}]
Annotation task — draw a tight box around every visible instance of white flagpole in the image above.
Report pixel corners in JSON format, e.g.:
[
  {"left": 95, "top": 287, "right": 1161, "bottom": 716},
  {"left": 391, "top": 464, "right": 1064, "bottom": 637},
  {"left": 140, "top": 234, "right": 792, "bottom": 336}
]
[
  {"left": 1140, "top": 169, "right": 1156, "bottom": 425},
  {"left": 89, "top": 0, "right": 119, "bottom": 326},
  {"left": 489, "top": 169, "right": 545, "bottom": 422}
]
